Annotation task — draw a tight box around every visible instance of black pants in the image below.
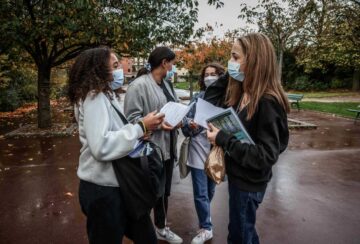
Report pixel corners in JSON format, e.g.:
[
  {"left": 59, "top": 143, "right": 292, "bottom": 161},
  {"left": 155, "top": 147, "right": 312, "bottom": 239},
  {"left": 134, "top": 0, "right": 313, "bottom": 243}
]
[
  {"left": 79, "top": 180, "right": 157, "bottom": 244},
  {"left": 153, "top": 158, "right": 174, "bottom": 228}
]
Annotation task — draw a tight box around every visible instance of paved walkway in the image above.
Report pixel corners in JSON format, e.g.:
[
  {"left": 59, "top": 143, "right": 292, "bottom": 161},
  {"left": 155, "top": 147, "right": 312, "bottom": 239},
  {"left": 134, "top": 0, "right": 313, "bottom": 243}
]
[
  {"left": 0, "top": 109, "right": 359, "bottom": 243},
  {"left": 303, "top": 95, "right": 360, "bottom": 103}
]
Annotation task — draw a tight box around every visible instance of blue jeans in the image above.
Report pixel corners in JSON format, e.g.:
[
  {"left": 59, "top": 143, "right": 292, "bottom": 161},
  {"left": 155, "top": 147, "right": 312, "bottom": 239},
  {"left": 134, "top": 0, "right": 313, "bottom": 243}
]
[
  {"left": 228, "top": 182, "right": 265, "bottom": 244},
  {"left": 191, "top": 167, "right": 216, "bottom": 230}
]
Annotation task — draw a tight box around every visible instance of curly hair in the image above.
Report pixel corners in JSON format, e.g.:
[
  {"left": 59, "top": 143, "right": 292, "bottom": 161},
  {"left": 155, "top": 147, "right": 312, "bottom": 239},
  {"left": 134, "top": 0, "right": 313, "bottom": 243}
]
[
  {"left": 68, "top": 46, "right": 114, "bottom": 105},
  {"left": 198, "top": 63, "right": 225, "bottom": 91}
]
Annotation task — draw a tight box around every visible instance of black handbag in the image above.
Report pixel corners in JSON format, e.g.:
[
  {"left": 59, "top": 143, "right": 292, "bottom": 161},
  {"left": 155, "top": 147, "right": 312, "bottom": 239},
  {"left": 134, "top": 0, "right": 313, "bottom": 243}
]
[{"left": 110, "top": 102, "right": 165, "bottom": 219}]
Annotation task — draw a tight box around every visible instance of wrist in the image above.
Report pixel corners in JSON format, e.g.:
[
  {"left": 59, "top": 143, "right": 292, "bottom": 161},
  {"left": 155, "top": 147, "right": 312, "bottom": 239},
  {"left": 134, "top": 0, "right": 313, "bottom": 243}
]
[{"left": 137, "top": 120, "right": 147, "bottom": 133}]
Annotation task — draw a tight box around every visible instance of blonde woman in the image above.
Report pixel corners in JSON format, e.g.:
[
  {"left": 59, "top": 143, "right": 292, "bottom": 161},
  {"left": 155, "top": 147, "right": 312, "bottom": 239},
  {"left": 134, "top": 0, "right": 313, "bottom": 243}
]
[{"left": 206, "top": 33, "right": 290, "bottom": 244}]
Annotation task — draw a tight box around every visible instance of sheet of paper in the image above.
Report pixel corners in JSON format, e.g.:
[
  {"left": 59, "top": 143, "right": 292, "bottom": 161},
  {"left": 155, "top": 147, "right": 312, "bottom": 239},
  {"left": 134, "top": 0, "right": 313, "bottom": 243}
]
[
  {"left": 160, "top": 102, "right": 195, "bottom": 127},
  {"left": 193, "top": 98, "right": 225, "bottom": 129}
]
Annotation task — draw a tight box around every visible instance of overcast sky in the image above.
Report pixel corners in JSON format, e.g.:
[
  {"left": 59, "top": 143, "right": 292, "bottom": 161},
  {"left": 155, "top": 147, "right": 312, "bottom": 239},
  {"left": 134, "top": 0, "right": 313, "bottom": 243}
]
[{"left": 195, "top": 0, "right": 258, "bottom": 38}]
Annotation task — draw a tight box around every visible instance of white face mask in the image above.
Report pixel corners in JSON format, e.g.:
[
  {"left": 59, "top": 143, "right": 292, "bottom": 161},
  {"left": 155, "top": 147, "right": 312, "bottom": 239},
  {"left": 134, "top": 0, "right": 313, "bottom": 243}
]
[{"left": 204, "top": 75, "right": 219, "bottom": 87}]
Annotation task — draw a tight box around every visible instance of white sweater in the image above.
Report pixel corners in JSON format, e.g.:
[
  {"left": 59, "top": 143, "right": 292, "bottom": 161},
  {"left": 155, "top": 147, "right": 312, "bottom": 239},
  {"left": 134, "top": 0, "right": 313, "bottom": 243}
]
[{"left": 74, "top": 91, "right": 143, "bottom": 187}]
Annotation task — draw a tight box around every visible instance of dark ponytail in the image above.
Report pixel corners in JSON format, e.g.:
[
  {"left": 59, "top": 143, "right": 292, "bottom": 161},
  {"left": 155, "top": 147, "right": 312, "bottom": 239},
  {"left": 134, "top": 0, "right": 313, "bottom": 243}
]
[
  {"left": 136, "top": 67, "right": 149, "bottom": 78},
  {"left": 136, "top": 46, "right": 176, "bottom": 78}
]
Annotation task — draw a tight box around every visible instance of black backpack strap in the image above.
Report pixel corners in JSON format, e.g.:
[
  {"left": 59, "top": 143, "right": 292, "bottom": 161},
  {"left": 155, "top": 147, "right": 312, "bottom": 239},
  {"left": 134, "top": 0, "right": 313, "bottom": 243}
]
[{"left": 108, "top": 99, "right": 129, "bottom": 125}]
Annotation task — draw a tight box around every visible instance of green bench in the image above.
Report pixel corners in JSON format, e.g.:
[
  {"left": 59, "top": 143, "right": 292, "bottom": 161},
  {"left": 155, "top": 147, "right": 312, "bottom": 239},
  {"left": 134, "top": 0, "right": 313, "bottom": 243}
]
[
  {"left": 347, "top": 107, "right": 360, "bottom": 124},
  {"left": 287, "top": 94, "right": 304, "bottom": 111}
]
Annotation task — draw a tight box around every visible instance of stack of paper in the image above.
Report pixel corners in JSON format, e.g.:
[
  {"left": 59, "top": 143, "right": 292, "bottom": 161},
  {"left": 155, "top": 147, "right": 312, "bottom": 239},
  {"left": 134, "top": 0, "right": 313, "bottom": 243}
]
[{"left": 160, "top": 101, "right": 195, "bottom": 127}]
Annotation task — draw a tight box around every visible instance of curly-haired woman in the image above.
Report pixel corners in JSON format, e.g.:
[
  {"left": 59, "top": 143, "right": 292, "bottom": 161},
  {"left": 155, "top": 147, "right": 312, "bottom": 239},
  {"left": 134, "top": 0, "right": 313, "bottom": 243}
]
[{"left": 68, "top": 46, "right": 163, "bottom": 244}]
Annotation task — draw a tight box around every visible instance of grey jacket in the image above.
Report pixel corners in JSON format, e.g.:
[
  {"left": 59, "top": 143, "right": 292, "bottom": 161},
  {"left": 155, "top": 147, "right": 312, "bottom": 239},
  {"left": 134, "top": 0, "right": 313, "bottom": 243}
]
[
  {"left": 74, "top": 91, "right": 144, "bottom": 187},
  {"left": 124, "top": 73, "right": 178, "bottom": 160}
]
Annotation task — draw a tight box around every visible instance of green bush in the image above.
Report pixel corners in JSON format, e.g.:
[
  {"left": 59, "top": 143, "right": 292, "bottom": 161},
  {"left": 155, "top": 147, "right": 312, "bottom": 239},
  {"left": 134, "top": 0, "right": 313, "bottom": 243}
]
[
  {"left": 311, "top": 81, "right": 329, "bottom": 90},
  {"left": 51, "top": 83, "right": 68, "bottom": 99},
  {"left": 292, "top": 75, "right": 310, "bottom": 90},
  {"left": 286, "top": 75, "right": 330, "bottom": 91},
  {"left": 330, "top": 78, "right": 346, "bottom": 89},
  {"left": 0, "top": 68, "right": 37, "bottom": 111},
  {"left": 0, "top": 87, "right": 22, "bottom": 111}
]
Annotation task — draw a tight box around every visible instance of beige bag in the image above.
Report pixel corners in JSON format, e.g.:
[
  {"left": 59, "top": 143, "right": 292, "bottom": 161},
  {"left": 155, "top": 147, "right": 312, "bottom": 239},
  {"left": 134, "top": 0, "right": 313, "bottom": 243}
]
[
  {"left": 178, "top": 137, "right": 190, "bottom": 179},
  {"left": 205, "top": 146, "right": 225, "bottom": 184}
]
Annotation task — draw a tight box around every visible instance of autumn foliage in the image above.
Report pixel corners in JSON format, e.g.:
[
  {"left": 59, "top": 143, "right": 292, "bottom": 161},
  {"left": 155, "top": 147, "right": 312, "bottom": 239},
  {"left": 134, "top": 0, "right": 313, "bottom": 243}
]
[{"left": 176, "top": 39, "right": 232, "bottom": 74}]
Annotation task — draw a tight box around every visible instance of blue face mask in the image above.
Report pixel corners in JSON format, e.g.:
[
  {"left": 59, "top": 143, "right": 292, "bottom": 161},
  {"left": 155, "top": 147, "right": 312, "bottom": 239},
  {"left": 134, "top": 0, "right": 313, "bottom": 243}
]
[
  {"left": 228, "top": 61, "right": 245, "bottom": 82},
  {"left": 165, "top": 65, "right": 177, "bottom": 80},
  {"left": 110, "top": 69, "right": 124, "bottom": 90}
]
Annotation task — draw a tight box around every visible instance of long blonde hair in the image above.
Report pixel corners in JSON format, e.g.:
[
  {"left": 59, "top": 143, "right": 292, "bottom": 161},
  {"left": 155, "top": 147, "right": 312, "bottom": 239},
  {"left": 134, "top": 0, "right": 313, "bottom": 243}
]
[{"left": 225, "top": 33, "right": 290, "bottom": 120}]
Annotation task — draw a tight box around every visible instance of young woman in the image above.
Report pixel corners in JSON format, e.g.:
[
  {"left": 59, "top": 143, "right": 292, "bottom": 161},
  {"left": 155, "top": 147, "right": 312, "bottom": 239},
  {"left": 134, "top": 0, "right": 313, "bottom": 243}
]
[
  {"left": 68, "top": 47, "right": 163, "bottom": 244},
  {"left": 124, "top": 46, "right": 183, "bottom": 244},
  {"left": 181, "top": 63, "right": 225, "bottom": 244},
  {"left": 206, "top": 33, "right": 290, "bottom": 244}
]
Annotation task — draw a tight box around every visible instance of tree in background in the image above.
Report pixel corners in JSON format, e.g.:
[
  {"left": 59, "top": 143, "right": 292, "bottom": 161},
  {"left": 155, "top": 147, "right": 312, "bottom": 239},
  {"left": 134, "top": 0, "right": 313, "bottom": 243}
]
[
  {"left": 239, "top": 0, "right": 313, "bottom": 80},
  {"left": 296, "top": 0, "right": 360, "bottom": 91},
  {"left": 176, "top": 29, "right": 243, "bottom": 74},
  {"left": 0, "top": 0, "right": 223, "bottom": 128},
  {"left": 238, "top": 0, "right": 359, "bottom": 91}
]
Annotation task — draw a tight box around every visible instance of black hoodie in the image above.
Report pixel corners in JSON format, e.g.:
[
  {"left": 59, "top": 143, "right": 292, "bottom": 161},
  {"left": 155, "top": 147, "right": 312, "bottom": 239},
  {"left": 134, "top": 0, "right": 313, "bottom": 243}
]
[{"left": 204, "top": 74, "right": 289, "bottom": 192}]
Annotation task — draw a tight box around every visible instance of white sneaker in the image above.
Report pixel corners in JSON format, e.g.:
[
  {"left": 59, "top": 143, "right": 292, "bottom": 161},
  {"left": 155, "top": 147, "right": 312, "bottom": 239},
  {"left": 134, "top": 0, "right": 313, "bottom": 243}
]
[
  {"left": 191, "top": 229, "right": 213, "bottom": 244},
  {"left": 156, "top": 227, "right": 183, "bottom": 244}
]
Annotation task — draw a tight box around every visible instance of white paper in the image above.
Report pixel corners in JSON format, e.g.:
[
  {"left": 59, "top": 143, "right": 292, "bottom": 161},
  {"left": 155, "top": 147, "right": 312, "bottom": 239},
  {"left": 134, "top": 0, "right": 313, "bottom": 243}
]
[
  {"left": 160, "top": 102, "right": 195, "bottom": 127},
  {"left": 193, "top": 98, "right": 225, "bottom": 129}
]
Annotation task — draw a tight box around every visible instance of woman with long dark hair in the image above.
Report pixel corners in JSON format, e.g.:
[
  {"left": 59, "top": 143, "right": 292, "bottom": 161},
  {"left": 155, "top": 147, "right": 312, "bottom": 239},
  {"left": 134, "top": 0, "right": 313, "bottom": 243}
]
[
  {"left": 68, "top": 46, "right": 163, "bottom": 244},
  {"left": 124, "top": 46, "right": 183, "bottom": 244},
  {"left": 181, "top": 63, "right": 225, "bottom": 244}
]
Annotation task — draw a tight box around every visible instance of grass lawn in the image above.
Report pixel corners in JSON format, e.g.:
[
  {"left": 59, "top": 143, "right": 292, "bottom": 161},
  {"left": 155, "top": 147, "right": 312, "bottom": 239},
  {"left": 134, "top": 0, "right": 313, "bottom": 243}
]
[
  {"left": 174, "top": 82, "right": 190, "bottom": 89},
  {"left": 174, "top": 81, "right": 200, "bottom": 91},
  {"left": 300, "top": 102, "right": 359, "bottom": 118}
]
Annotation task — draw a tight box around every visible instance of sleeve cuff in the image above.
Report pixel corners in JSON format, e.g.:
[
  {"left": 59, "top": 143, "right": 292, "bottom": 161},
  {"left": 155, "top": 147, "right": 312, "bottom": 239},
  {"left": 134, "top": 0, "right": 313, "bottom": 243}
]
[
  {"left": 215, "top": 129, "right": 234, "bottom": 147},
  {"left": 134, "top": 123, "right": 144, "bottom": 138},
  {"left": 137, "top": 121, "right": 145, "bottom": 132}
]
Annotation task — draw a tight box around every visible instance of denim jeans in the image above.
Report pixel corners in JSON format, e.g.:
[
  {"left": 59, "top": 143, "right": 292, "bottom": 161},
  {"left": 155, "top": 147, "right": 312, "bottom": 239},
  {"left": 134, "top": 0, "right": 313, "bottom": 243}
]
[
  {"left": 227, "top": 182, "right": 265, "bottom": 244},
  {"left": 191, "top": 167, "right": 216, "bottom": 230}
]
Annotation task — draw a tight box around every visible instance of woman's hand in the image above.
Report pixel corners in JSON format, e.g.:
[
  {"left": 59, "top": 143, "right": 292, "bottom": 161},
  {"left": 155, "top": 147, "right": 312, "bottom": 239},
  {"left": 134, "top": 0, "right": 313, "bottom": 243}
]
[
  {"left": 207, "top": 123, "right": 220, "bottom": 146},
  {"left": 189, "top": 120, "right": 199, "bottom": 130},
  {"left": 142, "top": 131, "right": 153, "bottom": 141},
  {"left": 161, "top": 121, "right": 174, "bottom": 131},
  {"left": 142, "top": 111, "right": 165, "bottom": 131},
  {"left": 176, "top": 121, "right": 183, "bottom": 129}
]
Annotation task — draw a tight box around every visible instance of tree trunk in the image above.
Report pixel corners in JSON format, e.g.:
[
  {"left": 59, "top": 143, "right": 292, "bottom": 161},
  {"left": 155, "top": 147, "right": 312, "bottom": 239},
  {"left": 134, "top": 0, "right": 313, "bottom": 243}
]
[
  {"left": 352, "top": 67, "right": 360, "bottom": 91},
  {"left": 37, "top": 64, "right": 52, "bottom": 128},
  {"left": 278, "top": 49, "right": 283, "bottom": 82},
  {"left": 189, "top": 72, "right": 194, "bottom": 99}
]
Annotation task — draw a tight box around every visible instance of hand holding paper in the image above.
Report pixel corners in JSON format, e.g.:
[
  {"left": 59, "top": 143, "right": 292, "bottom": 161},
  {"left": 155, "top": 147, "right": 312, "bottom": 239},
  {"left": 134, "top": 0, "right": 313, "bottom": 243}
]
[
  {"left": 193, "top": 98, "right": 225, "bottom": 129},
  {"left": 160, "top": 101, "right": 195, "bottom": 127}
]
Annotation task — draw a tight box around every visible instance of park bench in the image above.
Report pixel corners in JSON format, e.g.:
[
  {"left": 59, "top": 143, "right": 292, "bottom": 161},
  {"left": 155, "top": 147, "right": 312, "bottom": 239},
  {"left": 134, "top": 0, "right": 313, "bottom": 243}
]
[
  {"left": 347, "top": 106, "right": 360, "bottom": 124},
  {"left": 287, "top": 93, "right": 304, "bottom": 111}
]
